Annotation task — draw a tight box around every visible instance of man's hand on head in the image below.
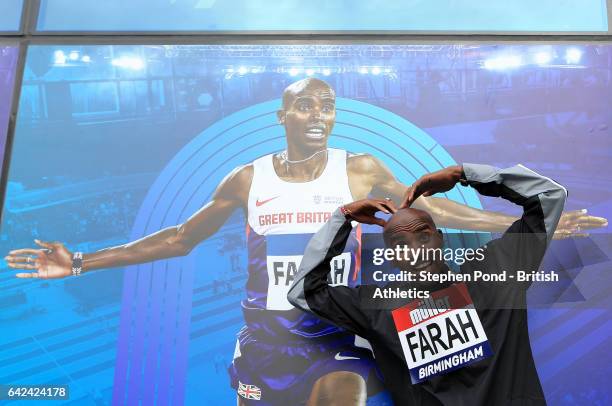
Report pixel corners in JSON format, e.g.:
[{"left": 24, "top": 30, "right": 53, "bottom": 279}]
[
  {"left": 342, "top": 198, "right": 397, "bottom": 227},
  {"left": 400, "top": 165, "right": 465, "bottom": 208}
]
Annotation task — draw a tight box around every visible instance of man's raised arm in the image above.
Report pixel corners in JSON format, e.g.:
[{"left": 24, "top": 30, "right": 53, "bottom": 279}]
[
  {"left": 288, "top": 199, "right": 394, "bottom": 337},
  {"left": 362, "top": 154, "right": 604, "bottom": 237},
  {"left": 462, "top": 163, "right": 567, "bottom": 244},
  {"left": 462, "top": 164, "right": 567, "bottom": 277},
  {"left": 401, "top": 163, "right": 567, "bottom": 276}
]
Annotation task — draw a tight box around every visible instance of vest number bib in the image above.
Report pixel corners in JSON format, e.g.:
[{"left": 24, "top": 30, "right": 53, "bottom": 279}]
[
  {"left": 391, "top": 283, "right": 493, "bottom": 383},
  {"left": 266, "top": 253, "right": 352, "bottom": 310}
]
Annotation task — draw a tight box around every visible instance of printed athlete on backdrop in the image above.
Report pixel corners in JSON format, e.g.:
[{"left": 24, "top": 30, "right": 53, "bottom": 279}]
[{"left": 5, "top": 78, "right": 606, "bottom": 405}]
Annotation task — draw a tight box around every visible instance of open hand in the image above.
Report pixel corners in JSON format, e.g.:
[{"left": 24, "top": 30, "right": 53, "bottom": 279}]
[
  {"left": 553, "top": 209, "right": 608, "bottom": 239},
  {"left": 5, "top": 239, "right": 73, "bottom": 279}
]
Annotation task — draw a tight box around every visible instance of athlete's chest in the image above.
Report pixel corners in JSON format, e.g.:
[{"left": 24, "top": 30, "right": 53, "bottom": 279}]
[{"left": 248, "top": 191, "right": 349, "bottom": 235}]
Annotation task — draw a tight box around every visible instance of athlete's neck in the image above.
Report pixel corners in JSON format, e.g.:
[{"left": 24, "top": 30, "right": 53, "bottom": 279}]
[
  {"left": 275, "top": 147, "right": 328, "bottom": 182},
  {"left": 285, "top": 145, "right": 328, "bottom": 162}
]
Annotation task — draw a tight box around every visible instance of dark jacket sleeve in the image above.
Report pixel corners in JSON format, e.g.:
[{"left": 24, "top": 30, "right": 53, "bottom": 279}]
[
  {"left": 463, "top": 163, "right": 567, "bottom": 282},
  {"left": 287, "top": 208, "right": 372, "bottom": 338}
]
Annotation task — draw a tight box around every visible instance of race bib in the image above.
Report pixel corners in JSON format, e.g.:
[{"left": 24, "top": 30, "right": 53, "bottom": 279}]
[
  {"left": 391, "top": 283, "right": 493, "bottom": 383},
  {"left": 266, "top": 253, "right": 352, "bottom": 310}
]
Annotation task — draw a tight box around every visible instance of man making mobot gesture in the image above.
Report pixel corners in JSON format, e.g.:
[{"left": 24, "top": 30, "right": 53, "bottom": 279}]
[{"left": 289, "top": 163, "right": 566, "bottom": 405}]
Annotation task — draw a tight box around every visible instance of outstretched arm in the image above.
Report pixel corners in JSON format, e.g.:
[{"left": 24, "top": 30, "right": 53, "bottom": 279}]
[
  {"left": 81, "top": 164, "right": 252, "bottom": 271},
  {"left": 6, "top": 165, "right": 252, "bottom": 278},
  {"left": 363, "top": 155, "right": 605, "bottom": 236}
]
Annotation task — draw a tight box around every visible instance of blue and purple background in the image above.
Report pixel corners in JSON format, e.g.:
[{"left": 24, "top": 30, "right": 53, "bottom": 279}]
[{"left": 0, "top": 44, "right": 611, "bottom": 405}]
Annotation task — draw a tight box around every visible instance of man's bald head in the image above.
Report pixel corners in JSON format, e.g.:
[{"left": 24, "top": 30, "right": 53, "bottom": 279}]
[
  {"left": 383, "top": 208, "right": 438, "bottom": 247},
  {"left": 281, "top": 78, "right": 335, "bottom": 110},
  {"left": 277, "top": 78, "right": 337, "bottom": 153}
]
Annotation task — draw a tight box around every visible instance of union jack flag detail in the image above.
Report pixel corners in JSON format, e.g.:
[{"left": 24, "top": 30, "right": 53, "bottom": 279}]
[{"left": 238, "top": 381, "right": 262, "bottom": 400}]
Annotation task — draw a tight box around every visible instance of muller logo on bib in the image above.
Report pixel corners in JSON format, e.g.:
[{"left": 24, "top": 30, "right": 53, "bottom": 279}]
[{"left": 391, "top": 283, "right": 493, "bottom": 383}]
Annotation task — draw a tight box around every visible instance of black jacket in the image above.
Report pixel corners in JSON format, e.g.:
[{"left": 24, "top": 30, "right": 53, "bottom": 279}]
[{"left": 288, "top": 163, "right": 567, "bottom": 406}]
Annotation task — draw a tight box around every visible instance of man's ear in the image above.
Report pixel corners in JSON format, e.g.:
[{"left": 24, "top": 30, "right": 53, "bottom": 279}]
[{"left": 277, "top": 110, "right": 286, "bottom": 125}]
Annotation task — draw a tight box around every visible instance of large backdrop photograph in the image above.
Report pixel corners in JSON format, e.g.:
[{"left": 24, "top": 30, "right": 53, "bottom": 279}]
[{"left": 0, "top": 44, "right": 611, "bottom": 405}]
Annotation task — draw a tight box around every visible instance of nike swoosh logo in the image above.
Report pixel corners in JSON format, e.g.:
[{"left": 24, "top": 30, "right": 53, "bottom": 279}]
[
  {"left": 256, "top": 196, "right": 280, "bottom": 207},
  {"left": 334, "top": 352, "right": 360, "bottom": 361}
]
